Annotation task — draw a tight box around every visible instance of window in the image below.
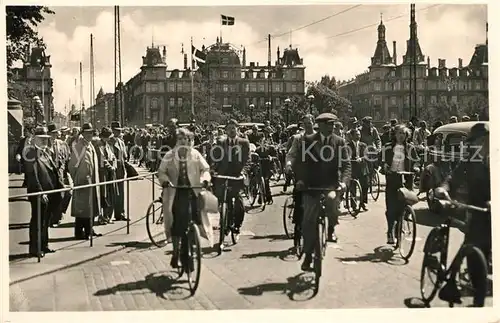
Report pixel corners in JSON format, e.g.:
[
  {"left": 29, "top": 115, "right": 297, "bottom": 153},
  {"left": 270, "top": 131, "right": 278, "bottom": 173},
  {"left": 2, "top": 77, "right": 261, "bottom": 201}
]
[
  {"left": 259, "top": 97, "right": 265, "bottom": 106},
  {"left": 244, "top": 83, "right": 249, "bottom": 92},
  {"left": 390, "top": 70, "right": 396, "bottom": 77},
  {"left": 223, "top": 84, "right": 229, "bottom": 92},
  {"left": 374, "top": 82, "right": 381, "bottom": 91},
  {"left": 374, "top": 95, "right": 381, "bottom": 105},
  {"left": 403, "top": 81, "right": 409, "bottom": 90},
  {"left": 475, "top": 81, "right": 481, "bottom": 90},
  {"left": 252, "top": 97, "right": 257, "bottom": 105},
  {"left": 417, "top": 80, "right": 424, "bottom": 90},
  {"left": 440, "top": 96, "right": 447, "bottom": 103},
  {"left": 168, "top": 83, "right": 175, "bottom": 92},
  {"left": 451, "top": 95, "right": 458, "bottom": 104},
  {"left": 151, "top": 110, "right": 159, "bottom": 123},
  {"left": 274, "top": 83, "right": 281, "bottom": 92},
  {"left": 291, "top": 84, "right": 297, "bottom": 92},
  {"left": 151, "top": 83, "right": 159, "bottom": 92},
  {"left": 390, "top": 97, "right": 397, "bottom": 106},
  {"left": 430, "top": 95, "right": 437, "bottom": 104},
  {"left": 183, "top": 83, "right": 191, "bottom": 92},
  {"left": 275, "top": 97, "right": 281, "bottom": 106},
  {"left": 223, "top": 97, "right": 229, "bottom": 105},
  {"left": 146, "top": 83, "right": 151, "bottom": 92},
  {"left": 403, "top": 68, "right": 410, "bottom": 78},
  {"left": 222, "top": 71, "right": 229, "bottom": 79},
  {"left": 169, "top": 98, "right": 175, "bottom": 106},
  {"left": 222, "top": 58, "right": 229, "bottom": 64},
  {"left": 151, "top": 98, "right": 158, "bottom": 109},
  {"left": 404, "top": 95, "right": 409, "bottom": 106},
  {"left": 291, "top": 71, "right": 297, "bottom": 79},
  {"left": 418, "top": 95, "right": 424, "bottom": 106},
  {"left": 178, "top": 98, "right": 183, "bottom": 106},
  {"left": 245, "top": 98, "right": 250, "bottom": 106},
  {"left": 259, "top": 83, "right": 265, "bottom": 92},
  {"left": 250, "top": 83, "right": 257, "bottom": 92}
]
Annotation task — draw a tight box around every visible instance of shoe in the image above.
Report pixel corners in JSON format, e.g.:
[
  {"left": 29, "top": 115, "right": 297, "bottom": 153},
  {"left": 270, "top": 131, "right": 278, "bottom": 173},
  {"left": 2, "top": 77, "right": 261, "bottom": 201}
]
[
  {"left": 301, "top": 254, "right": 313, "bottom": 271},
  {"left": 92, "top": 231, "right": 102, "bottom": 237},
  {"left": 327, "top": 226, "right": 338, "bottom": 243},
  {"left": 42, "top": 248, "right": 56, "bottom": 253},
  {"left": 387, "top": 233, "right": 395, "bottom": 245},
  {"left": 170, "top": 255, "right": 179, "bottom": 268},
  {"left": 438, "top": 280, "right": 462, "bottom": 305},
  {"left": 29, "top": 248, "right": 44, "bottom": 258},
  {"left": 360, "top": 204, "right": 368, "bottom": 211}
]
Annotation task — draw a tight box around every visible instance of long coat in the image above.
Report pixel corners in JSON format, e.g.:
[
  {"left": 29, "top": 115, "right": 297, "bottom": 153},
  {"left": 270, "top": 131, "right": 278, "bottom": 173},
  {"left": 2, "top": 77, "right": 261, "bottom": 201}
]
[
  {"left": 68, "top": 136, "right": 101, "bottom": 218},
  {"left": 157, "top": 146, "right": 213, "bottom": 246}
]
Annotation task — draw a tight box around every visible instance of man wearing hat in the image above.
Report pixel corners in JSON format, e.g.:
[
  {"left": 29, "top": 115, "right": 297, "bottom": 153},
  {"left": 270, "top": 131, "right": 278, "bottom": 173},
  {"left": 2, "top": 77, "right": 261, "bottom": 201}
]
[
  {"left": 291, "top": 112, "right": 351, "bottom": 271},
  {"left": 434, "top": 122, "right": 490, "bottom": 307},
  {"left": 347, "top": 117, "right": 359, "bottom": 132},
  {"left": 110, "top": 122, "right": 128, "bottom": 221},
  {"left": 68, "top": 123, "right": 103, "bottom": 239},
  {"left": 96, "top": 127, "right": 118, "bottom": 223},
  {"left": 47, "top": 123, "right": 73, "bottom": 227},
  {"left": 461, "top": 115, "right": 470, "bottom": 122},
  {"left": 449, "top": 116, "right": 458, "bottom": 124},
  {"left": 24, "top": 126, "right": 64, "bottom": 257},
  {"left": 210, "top": 119, "right": 250, "bottom": 243}
]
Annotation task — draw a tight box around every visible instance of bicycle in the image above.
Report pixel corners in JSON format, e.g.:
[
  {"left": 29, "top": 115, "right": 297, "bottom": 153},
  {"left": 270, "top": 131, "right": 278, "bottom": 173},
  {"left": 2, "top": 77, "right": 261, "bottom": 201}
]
[
  {"left": 420, "top": 191, "right": 489, "bottom": 307},
  {"left": 368, "top": 168, "right": 381, "bottom": 201},
  {"left": 344, "top": 178, "right": 362, "bottom": 217},
  {"left": 392, "top": 171, "right": 419, "bottom": 261},
  {"left": 145, "top": 196, "right": 167, "bottom": 247},
  {"left": 167, "top": 184, "right": 205, "bottom": 296},
  {"left": 283, "top": 191, "right": 305, "bottom": 259},
  {"left": 212, "top": 174, "right": 245, "bottom": 255},
  {"left": 300, "top": 186, "right": 342, "bottom": 294},
  {"left": 247, "top": 156, "right": 270, "bottom": 211}
]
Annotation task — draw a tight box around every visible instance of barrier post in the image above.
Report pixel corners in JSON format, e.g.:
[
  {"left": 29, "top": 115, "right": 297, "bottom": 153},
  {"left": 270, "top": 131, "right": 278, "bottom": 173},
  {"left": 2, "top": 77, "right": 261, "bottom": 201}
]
[
  {"left": 90, "top": 186, "right": 94, "bottom": 247},
  {"left": 37, "top": 195, "right": 42, "bottom": 263},
  {"left": 126, "top": 179, "right": 130, "bottom": 234}
]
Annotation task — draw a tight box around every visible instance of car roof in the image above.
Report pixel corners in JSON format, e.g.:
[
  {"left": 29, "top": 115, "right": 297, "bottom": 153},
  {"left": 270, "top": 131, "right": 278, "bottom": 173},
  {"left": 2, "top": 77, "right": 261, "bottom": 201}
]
[{"left": 434, "top": 121, "right": 488, "bottom": 135}]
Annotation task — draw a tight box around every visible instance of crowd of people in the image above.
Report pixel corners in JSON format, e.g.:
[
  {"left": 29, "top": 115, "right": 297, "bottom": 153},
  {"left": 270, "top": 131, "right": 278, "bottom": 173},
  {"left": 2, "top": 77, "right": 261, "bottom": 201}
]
[{"left": 15, "top": 111, "right": 490, "bottom": 306}]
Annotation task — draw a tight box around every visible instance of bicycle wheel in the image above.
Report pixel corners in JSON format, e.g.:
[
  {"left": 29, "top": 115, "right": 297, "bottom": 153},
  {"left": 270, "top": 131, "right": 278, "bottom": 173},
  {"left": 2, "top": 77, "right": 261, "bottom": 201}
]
[
  {"left": 369, "top": 171, "right": 380, "bottom": 201},
  {"left": 451, "top": 244, "right": 488, "bottom": 307},
  {"left": 283, "top": 196, "right": 295, "bottom": 239},
  {"left": 420, "top": 227, "right": 446, "bottom": 304},
  {"left": 397, "top": 205, "right": 417, "bottom": 261},
  {"left": 321, "top": 216, "right": 328, "bottom": 257},
  {"left": 259, "top": 177, "right": 267, "bottom": 211},
  {"left": 248, "top": 177, "right": 258, "bottom": 206},
  {"left": 186, "top": 223, "right": 202, "bottom": 295},
  {"left": 313, "top": 220, "right": 323, "bottom": 294},
  {"left": 218, "top": 202, "right": 227, "bottom": 255},
  {"left": 145, "top": 199, "right": 167, "bottom": 247},
  {"left": 347, "top": 179, "right": 362, "bottom": 217}
]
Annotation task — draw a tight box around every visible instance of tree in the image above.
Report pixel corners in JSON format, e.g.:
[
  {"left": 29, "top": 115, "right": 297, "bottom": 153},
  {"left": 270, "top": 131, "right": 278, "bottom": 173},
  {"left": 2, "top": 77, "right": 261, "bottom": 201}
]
[
  {"left": 319, "top": 75, "right": 338, "bottom": 92},
  {"left": 6, "top": 6, "right": 54, "bottom": 68},
  {"left": 306, "top": 80, "right": 352, "bottom": 122},
  {"left": 465, "top": 94, "right": 489, "bottom": 120}
]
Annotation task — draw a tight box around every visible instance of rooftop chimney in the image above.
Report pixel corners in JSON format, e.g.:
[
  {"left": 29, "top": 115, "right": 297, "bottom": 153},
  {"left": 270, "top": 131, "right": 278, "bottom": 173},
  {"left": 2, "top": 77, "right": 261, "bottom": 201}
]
[
  {"left": 458, "top": 58, "right": 463, "bottom": 68},
  {"left": 438, "top": 59, "right": 446, "bottom": 69},
  {"left": 427, "top": 56, "right": 430, "bottom": 68},
  {"left": 183, "top": 53, "right": 187, "bottom": 70},
  {"left": 392, "top": 41, "right": 397, "bottom": 65}
]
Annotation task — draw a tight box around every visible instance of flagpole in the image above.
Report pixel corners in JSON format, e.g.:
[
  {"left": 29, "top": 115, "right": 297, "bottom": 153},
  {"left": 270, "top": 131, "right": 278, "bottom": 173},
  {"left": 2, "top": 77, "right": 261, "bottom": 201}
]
[{"left": 190, "top": 36, "right": 195, "bottom": 117}]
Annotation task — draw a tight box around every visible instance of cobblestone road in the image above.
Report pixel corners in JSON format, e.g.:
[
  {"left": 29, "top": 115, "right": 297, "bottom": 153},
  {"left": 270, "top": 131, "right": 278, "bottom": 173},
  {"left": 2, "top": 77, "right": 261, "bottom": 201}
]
[{"left": 9, "top": 171, "right": 493, "bottom": 311}]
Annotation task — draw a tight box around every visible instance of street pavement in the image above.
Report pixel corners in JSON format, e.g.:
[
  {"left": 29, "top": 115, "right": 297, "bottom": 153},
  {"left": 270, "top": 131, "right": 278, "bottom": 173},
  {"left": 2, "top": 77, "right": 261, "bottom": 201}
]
[{"left": 8, "top": 169, "right": 493, "bottom": 311}]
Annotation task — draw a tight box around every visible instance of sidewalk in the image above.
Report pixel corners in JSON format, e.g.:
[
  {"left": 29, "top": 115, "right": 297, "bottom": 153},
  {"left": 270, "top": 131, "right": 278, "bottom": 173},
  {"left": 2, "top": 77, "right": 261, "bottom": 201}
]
[{"left": 9, "top": 167, "right": 162, "bottom": 284}]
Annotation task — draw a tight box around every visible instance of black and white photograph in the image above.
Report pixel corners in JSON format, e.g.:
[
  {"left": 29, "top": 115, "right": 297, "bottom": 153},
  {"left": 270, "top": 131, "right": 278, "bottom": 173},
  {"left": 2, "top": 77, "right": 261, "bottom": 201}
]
[{"left": 4, "top": 1, "right": 496, "bottom": 320}]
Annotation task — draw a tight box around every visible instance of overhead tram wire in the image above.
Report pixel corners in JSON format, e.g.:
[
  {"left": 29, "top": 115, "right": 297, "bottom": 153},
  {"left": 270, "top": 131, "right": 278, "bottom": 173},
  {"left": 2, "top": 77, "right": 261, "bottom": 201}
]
[
  {"left": 250, "top": 4, "right": 363, "bottom": 46},
  {"left": 326, "top": 4, "right": 441, "bottom": 39}
]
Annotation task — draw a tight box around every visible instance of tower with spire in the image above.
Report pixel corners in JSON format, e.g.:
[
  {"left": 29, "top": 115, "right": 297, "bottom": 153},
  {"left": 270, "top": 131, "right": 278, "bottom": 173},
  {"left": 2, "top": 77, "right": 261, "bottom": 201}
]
[
  {"left": 403, "top": 4, "right": 425, "bottom": 64},
  {"left": 370, "top": 14, "right": 393, "bottom": 66}
]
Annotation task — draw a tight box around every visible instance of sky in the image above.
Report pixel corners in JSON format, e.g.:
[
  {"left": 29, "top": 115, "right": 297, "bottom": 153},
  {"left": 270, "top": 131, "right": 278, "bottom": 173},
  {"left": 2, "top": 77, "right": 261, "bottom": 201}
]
[{"left": 34, "top": 4, "right": 487, "bottom": 113}]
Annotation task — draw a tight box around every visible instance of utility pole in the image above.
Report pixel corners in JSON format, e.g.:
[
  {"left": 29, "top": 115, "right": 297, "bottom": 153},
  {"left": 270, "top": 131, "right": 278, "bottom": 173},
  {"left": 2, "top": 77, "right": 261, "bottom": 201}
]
[
  {"left": 90, "top": 34, "right": 95, "bottom": 125},
  {"left": 267, "top": 34, "right": 272, "bottom": 120},
  {"left": 114, "top": 6, "right": 122, "bottom": 124},
  {"left": 79, "top": 62, "right": 83, "bottom": 127},
  {"left": 411, "top": 4, "right": 417, "bottom": 119}
]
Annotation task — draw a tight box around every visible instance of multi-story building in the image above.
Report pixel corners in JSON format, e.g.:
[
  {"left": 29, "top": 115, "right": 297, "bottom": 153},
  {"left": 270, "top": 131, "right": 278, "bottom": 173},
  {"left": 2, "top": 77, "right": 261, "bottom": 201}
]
[
  {"left": 10, "top": 46, "right": 55, "bottom": 123},
  {"left": 338, "top": 11, "right": 488, "bottom": 122},
  {"left": 91, "top": 37, "right": 306, "bottom": 126}
]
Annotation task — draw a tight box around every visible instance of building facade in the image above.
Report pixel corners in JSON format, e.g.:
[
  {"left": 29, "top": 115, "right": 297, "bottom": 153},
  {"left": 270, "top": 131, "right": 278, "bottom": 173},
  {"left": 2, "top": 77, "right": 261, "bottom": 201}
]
[
  {"left": 10, "top": 47, "right": 55, "bottom": 123},
  {"left": 338, "top": 13, "right": 488, "bottom": 122},
  {"left": 91, "top": 37, "right": 306, "bottom": 126}
]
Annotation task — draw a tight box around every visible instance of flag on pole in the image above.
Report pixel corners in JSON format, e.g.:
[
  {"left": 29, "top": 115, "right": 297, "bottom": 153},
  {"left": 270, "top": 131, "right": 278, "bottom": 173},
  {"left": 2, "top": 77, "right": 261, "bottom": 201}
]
[
  {"left": 221, "top": 14, "right": 235, "bottom": 26},
  {"left": 191, "top": 45, "right": 207, "bottom": 68}
]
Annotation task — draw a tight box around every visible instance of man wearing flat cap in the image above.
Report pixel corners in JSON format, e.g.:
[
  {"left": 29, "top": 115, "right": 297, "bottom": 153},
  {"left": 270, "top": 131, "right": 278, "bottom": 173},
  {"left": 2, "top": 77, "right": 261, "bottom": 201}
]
[
  {"left": 210, "top": 119, "right": 250, "bottom": 243},
  {"left": 96, "top": 127, "right": 118, "bottom": 224},
  {"left": 434, "top": 122, "right": 490, "bottom": 307},
  {"left": 290, "top": 112, "right": 351, "bottom": 271},
  {"left": 110, "top": 121, "right": 128, "bottom": 221},
  {"left": 24, "top": 126, "right": 64, "bottom": 257}
]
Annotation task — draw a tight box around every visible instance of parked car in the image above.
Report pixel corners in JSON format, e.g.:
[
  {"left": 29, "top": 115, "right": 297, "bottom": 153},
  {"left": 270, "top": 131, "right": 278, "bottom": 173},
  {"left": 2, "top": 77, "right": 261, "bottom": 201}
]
[{"left": 419, "top": 121, "right": 488, "bottom": 212}]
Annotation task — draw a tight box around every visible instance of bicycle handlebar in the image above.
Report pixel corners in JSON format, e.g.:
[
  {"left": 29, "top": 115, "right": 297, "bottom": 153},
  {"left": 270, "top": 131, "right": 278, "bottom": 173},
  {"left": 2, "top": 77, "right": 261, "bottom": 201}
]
[
  {"left": 431, "top": 190, "right": 489, "bottom": 213},
  {"left": 212, "top": 174, "right": 245, "bottom": 181}
]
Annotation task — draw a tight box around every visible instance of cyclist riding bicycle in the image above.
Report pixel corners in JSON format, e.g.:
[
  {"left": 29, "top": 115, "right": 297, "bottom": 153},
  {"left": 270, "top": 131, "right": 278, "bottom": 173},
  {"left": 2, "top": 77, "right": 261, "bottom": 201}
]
[
  {"left": 254, "top": 138, "right": 274, "bottom": 204},
  {"left": 290, "top": 113, "right": 351, "bottom": 271},
  {"left": 434, "top": 122, "right": 491, "bottom": 307},
  {"left": 210, "top": 119, "right": 250, "bottom": 241},
  {"left": 157, "top": 128, "right": 213, "bottom": 270}
]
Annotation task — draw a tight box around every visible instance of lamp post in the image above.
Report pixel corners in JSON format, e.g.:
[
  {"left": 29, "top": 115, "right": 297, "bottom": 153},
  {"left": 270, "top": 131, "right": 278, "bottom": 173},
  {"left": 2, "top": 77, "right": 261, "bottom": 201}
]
[
  {"left": 249, "top": 103, "right": 255, "bottom": 122},
  {"left": 284, "top": 98, "right": 291, "bottom": 126},
  {"left": 265, "top": 101, "right": 271, "bottom": 120},
  {"left": 307, "top": 94, "right": 315, "bottom": 114}
]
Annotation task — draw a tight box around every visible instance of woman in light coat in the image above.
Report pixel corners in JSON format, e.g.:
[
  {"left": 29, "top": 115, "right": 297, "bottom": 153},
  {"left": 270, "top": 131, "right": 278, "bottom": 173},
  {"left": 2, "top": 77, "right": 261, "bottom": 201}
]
[{"left": 157, "top": 128, "right": 213, "bottom": 269}]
